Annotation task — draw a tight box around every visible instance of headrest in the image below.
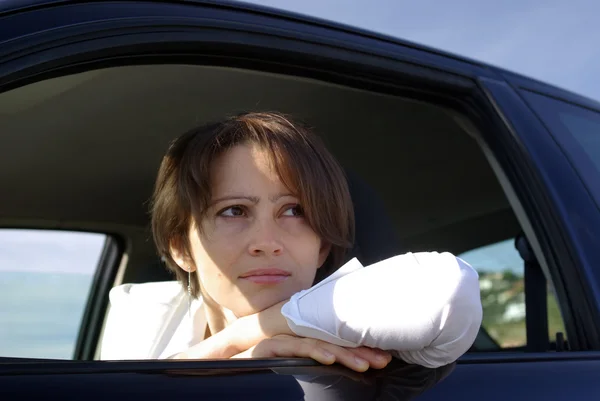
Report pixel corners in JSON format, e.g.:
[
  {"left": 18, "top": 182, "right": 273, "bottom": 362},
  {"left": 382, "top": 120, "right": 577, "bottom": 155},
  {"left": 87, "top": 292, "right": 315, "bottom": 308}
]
[{"left": 345, "top": 170, "right": 400, "bottom": 265}]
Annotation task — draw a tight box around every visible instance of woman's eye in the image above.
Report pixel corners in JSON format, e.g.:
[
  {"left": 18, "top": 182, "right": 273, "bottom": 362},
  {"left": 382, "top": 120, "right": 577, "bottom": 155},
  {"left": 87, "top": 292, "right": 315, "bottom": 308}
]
[
  {"left": 282, "top": 204, "right": 304, "bottom": 217},
  {"left": 219, "top": 206, "right": 246, "bottom": 217}
]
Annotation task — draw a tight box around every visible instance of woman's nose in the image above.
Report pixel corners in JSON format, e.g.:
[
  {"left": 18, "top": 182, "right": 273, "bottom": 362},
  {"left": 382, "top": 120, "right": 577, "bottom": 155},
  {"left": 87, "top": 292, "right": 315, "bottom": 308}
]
[{"left": 248, "top": 219, "right": 283, "bottom": 256}]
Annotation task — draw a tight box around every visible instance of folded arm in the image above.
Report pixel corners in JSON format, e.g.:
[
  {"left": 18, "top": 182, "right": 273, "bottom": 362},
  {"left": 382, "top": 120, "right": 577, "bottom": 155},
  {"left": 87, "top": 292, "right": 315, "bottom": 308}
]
[
  {"left": 281, "top": 252, "right": 482, "bottom": 368},
  {"left": 102, "top": 251, "right": 482, "bottom": 370}
]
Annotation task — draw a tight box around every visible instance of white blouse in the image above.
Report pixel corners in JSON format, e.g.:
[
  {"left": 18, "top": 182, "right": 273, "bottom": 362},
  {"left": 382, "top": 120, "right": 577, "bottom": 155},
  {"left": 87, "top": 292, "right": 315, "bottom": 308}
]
[{"left": 99, "top": 252, "right": 482, "bottom": 368}]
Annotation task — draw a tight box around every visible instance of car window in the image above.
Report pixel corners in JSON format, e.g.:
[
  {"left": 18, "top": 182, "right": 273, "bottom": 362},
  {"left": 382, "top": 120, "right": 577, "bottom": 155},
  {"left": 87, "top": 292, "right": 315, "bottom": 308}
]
[
  {"left": 0, "top": 229, "right": 106, "bottom": 359},
  {"left": 459, "top": 238, "right": 566, "bottom": 349},
  {"left": 521, "top": 90, "right": 600, "bottom": 206}
]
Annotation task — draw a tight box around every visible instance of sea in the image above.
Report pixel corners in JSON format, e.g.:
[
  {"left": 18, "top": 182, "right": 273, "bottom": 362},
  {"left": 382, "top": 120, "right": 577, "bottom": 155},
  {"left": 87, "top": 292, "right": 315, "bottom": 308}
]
[{"left": 0, "top": 271, "right": 93, "bottom": 359}]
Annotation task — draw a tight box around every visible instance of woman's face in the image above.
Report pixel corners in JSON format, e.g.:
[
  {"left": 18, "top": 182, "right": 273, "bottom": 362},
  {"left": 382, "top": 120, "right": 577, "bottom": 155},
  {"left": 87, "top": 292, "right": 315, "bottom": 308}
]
[{"left": 173, "top": 143, "right": 330, "bottom": 317}]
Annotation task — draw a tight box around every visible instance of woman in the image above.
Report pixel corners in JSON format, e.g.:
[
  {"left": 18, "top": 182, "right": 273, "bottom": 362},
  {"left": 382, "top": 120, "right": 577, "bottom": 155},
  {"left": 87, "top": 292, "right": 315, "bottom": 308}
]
[{"left": 101, "top": 112, "right": 482, "bottom": 374}]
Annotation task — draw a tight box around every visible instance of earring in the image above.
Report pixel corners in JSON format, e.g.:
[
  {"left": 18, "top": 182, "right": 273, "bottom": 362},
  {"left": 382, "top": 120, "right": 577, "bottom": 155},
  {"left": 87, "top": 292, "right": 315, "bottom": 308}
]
[{"left": 187, "top": 269, "right": 191, "bottom": 318}]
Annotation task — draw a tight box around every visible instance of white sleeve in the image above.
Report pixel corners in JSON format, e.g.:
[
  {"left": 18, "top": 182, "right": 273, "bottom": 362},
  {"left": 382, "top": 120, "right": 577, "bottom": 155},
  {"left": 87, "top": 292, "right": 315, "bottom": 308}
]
[{"left": 281, "top": 252, "right": 482, "bottom": 368}]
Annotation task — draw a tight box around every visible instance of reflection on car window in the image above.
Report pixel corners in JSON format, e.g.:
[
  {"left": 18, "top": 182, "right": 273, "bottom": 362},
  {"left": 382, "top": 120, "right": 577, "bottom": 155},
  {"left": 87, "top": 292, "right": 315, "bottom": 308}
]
[
  {"left": 560, "top": 113, "right": 600, "bottom": 172},
  {"left": 521, "top": 90, "right": 600, "bottom": 206},
  {"left": 459, "top": 239, "right": 566, "bottom": 349},
  {"left": 0, "top": 229, "right": 106, "bottom": 359}
]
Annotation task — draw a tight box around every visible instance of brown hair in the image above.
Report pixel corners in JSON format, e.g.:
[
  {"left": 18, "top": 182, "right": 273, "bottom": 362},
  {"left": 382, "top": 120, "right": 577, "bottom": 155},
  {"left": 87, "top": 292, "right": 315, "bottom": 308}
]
[{"left": 151, "top": 112, "right": 355, "bottom": 298}]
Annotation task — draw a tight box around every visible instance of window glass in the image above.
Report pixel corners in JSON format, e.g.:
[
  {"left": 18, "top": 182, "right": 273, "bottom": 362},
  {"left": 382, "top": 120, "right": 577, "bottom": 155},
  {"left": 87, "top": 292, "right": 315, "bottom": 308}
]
[
  {"left": 521, "top": 90, "right": 600, "bottom": 206},
  {"left": 0, "top": 229, "right": 106, "bottom": 359},
  {"left": 459, "top": 238, "right": 566, "bottom": 349}
]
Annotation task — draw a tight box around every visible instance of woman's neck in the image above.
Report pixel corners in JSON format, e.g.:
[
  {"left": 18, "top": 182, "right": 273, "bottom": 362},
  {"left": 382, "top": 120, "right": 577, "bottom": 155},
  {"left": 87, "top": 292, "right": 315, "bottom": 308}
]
[{"left": 202, "top": 296, "right": 238, "bottom": 337}]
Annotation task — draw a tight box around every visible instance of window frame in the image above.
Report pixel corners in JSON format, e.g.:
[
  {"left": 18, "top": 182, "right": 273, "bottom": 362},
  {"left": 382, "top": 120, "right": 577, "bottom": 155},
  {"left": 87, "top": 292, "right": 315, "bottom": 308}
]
[
  {"left": 477, "top": 77, "right": 600, "bottom": 350},
  {"left": 74, "top": 235, "right": 124, "bottom": 360},
  {"left": 0, "top": 0, "right": 596, "bottom": 362}
]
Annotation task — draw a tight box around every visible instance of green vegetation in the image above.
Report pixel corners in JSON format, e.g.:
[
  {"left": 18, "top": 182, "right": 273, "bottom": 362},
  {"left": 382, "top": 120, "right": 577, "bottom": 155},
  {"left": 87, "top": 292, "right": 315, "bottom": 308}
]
[{"left": 478, "top": 269, "right": 566, "bottom": 348}]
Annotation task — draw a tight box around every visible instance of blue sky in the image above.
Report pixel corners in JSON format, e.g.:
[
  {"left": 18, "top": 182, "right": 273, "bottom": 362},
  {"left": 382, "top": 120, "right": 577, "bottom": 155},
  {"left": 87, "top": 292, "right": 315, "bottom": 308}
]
[
  {"left": 0, "top": 230, "right": 105, "bottom": 274},
  {"left": 242, "top": 0, "right": 600, "bottom": 102}
]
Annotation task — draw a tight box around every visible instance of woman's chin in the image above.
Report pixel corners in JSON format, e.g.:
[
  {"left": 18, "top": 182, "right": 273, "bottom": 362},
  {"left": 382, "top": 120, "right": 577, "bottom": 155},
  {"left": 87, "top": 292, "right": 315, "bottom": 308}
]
[{"left": 232, "top": 294, "right": 290, "bottom": 316}]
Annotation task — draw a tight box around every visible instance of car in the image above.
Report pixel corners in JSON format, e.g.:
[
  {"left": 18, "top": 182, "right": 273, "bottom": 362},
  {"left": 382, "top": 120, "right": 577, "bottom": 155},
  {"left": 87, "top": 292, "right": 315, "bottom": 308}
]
[{"left": 1, "top": 0, "right": 600, "bottom": 400}]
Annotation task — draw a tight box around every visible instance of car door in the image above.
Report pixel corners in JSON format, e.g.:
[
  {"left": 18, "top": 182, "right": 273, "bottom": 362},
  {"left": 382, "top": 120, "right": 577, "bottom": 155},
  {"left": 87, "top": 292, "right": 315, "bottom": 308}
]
[
  {"left": 2, "top": 1, "right": 600, "bottom": 401},
  {"left": 414, "top": 74, "right": 600, "bottom": 400}
]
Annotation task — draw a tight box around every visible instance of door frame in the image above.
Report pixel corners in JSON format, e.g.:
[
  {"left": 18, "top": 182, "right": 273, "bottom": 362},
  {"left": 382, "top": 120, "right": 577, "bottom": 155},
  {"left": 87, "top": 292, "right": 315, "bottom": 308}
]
[{"left": 1, "top": 0, "right": 596, "bottom": 359}]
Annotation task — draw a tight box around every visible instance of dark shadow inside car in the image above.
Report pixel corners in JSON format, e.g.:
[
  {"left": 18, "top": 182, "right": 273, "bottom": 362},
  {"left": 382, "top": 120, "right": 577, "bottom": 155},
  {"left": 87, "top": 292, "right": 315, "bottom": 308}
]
[{"left": 0, "top": 64, "right": 538, "bottom": 357}]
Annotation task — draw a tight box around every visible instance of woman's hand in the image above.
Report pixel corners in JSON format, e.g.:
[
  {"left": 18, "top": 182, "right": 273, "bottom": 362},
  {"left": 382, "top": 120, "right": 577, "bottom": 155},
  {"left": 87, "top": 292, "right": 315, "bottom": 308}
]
[
  {"left": 169, "top": 300, "right": 292, "bottom": 360},
  {"left": 231, "top": 334, "right": 392, "bottom": 372},
  {"left": 169, "top": 301, "right": 393, "bottom": 372}
]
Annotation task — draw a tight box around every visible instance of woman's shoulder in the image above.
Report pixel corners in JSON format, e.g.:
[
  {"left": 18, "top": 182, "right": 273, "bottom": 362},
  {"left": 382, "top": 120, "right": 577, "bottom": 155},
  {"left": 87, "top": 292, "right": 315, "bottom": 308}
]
[
  {"left": 109, "top": 281, "right": 186, "bottom": 307},
  {"left": 102, "top": 281, "right": 199, "bottom": 360}
]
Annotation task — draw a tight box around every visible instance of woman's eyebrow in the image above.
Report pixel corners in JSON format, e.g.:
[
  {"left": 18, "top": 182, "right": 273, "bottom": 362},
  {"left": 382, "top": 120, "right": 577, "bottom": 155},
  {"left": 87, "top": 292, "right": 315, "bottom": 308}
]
[
  {"left": 269, "top": 192, "right": 295, "bottom": 202},
  {"left": 212, "top": 193, "right": 295, "bottom": 204},
  {"left": 212, "top": 195, "right": 260, "bottom": 204}
]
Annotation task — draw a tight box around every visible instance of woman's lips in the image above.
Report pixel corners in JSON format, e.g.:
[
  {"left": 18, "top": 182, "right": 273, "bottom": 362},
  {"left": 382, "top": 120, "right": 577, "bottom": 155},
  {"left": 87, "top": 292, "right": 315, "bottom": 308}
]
[{"left": 240, "top": 268, "right": 291, "bottom": 284}]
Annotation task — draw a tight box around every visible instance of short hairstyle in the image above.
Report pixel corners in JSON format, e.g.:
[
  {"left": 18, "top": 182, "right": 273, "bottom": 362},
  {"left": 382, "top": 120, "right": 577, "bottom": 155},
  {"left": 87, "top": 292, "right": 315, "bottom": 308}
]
[{"left": 151, "top": 112, "right": 355, "bottom": 298}]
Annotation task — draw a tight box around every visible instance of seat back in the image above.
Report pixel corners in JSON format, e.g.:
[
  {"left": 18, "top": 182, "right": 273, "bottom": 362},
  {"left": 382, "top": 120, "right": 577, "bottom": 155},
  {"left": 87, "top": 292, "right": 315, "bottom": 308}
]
[{"left": 345, "top": 170, "right": 401, "bottom": 265}]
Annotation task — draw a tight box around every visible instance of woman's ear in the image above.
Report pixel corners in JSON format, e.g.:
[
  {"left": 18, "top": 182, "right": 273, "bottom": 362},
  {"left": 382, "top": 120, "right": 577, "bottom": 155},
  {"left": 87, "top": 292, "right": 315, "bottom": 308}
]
[
  {"left": 169, "top": 237, "right": 197, "bottom": 272},
  {"left": 317, "top": 241, "right": 332, "bottom": 269}
]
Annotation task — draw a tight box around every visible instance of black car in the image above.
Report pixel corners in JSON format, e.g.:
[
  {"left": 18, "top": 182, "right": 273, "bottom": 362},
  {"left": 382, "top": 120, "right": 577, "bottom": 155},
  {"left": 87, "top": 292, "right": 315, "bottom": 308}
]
[{"left": 1, "top": 1, "right": 600, "bottom": 400}]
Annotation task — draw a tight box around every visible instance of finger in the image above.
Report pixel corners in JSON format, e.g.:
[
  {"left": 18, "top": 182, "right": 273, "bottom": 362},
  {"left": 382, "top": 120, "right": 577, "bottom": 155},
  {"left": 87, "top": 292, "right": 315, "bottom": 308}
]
[
  {"left": 230, "top": 346, "right": 256, "bottom": 359},
  {"left": 250, "top": 337, "right": 338, "bottom": 366},
  {"left": 282, "top": 337, "right": 384, "bottom": 372},
  {"left": 346, "top": 347, "right": 392, "bottom": 370},
  {"left": 316, "top": 342, "right": 372, "bottom": 372},
  {"left": 231, "top": 336, "right": 387, "bottom": 373}
]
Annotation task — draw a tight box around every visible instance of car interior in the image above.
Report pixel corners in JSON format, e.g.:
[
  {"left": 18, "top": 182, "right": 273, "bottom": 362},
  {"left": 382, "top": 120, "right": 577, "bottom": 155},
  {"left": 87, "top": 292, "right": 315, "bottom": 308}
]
[{"left": 0, "top": 64, "right": 523, "bottom": 355}]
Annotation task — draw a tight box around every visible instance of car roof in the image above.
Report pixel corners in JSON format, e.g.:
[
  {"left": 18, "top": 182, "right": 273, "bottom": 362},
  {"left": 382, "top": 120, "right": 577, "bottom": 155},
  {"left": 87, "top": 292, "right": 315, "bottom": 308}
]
[
  {"left": 0, "top": 0, "right": 497, "bottom": 70},
  {"left": 1, "top": 0, "right": 598, "bottom": 107}
]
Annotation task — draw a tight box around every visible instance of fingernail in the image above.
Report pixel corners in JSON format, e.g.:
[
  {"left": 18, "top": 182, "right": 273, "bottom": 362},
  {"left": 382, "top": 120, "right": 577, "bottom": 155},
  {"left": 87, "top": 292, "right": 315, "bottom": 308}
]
[
  {"left": 322, "top": 350, "right": 334, "bottom": 359},
  {"left": 375, "top": 354, "right": 386, "bottom": 361},
  {"left": 355, "top": 356, "right": 368, "bottom": 368}
]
